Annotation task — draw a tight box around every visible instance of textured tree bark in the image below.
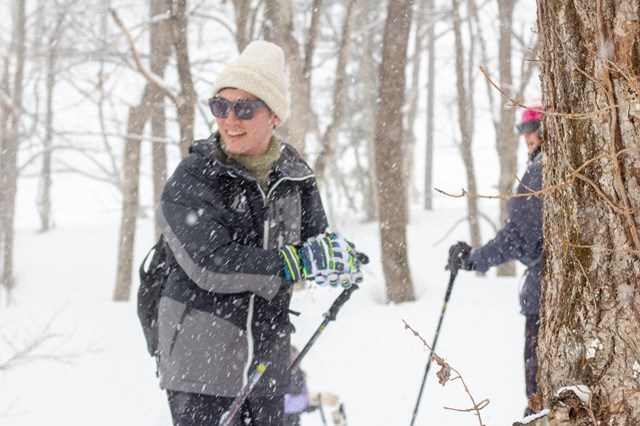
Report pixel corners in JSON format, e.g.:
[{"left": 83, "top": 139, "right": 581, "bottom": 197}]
[
  {"left": 375, "top": 0, "right": 414, "bottom": 303},
  {"left": 535, "top": 1, "right": 640, "bottom": 424}
]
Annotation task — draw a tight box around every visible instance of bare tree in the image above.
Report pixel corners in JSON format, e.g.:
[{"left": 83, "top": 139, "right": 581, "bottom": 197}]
[
  {"left": 37, "top": 2, "right": 75, "bottom": 233},
  {"left": 150, "top": 0, "right": 172, "bottom": 238},
  {"left": 113, "top": 84, "right": 155, "bottom": 302},
  {"left": 113, "top": 0, "right": 175, "bottom": 301},
  {"left": 375, "top": 0, "right": 414, "bottom": 303},
  {"left": 451, "top": 0, "right": 481, "bottom": 248},
  {"left": 423, "top": 0, "right": 437, "bottom": 211},
  {"left": 534, "top": 1, "right": 640, "bottom": 424},
  {"left": 404, "top": 1, "right": 426, "bottom": 204},
  {"left": 262, "top": 0, "right": 319, "bottom": 155},
  {"left": 314, "top": 0, "right": 356, "bottom": 187},
  {"left": 0, "top": 0, "right": 27, "bottom": 304},
  {"left": 345, "top": 0, "right": 383, "bottom": 223},
  {"left": 492, "top": 0, "right": 518, "bottom": 276},
  {"left": 172, "top": 0, "right": 196, "bottom": 158}
]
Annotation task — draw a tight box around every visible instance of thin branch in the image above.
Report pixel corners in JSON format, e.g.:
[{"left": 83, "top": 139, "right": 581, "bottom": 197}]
[
  {"left": 479, "top": 66, "right": 640, "bottom": 119},
  {"left": 109, "top": 8, "right": 181, "bottom": 107},
  {"left": 403, "top": 320, "right": 488, "bottom": 426}
]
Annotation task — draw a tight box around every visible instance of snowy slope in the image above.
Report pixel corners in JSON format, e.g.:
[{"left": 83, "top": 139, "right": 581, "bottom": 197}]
[{"left": 0, "top": 205, "right": 530, "bottom": 426}]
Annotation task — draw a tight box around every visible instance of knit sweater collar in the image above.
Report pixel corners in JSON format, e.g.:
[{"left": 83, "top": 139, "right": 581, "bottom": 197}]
[{"left": 225, "top": 136, "right": 281, "bottom": 189}]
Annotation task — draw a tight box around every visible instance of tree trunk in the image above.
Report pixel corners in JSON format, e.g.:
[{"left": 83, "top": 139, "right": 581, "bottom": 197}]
[
  {"left": 172, "top": 0, "right": 196, "bottom": 158},
  {"left": 38, "top": 6, "right": 67, "bottom": 233},
  {"left": 357, "top": 0, "right": 381, "bottom": 223},
  {"left": 424, "top": 0, "right": 436, "bottom": 211},
  {"left": 314, "top": 0, "right": 356, "bottom": 187},
  {"left": 150, "top": 0, "right": 172, "bottom": 238},
  {"left": 535, "top": 1, "right": 640, "bottom": 424},
  {"left": 404, "top": 0, "right": 425, "bottom": 205},
  {"left": 113, "top": 85, "right": 154, "bottom": 301},
  {"left": 39, "top": 37, "right": 55, "bottom": 233},
  {"left": 495, "top": 0, "right": 517, "bottom": 277},
  {"left": 375, "top": 0, "right": 414, "bottom": 304},
  {"left": 451, "top": 0, "right": 481, "bottom": 248},
  {"left": 0, "top": 0, "right": 26, "bottom": 303},
  {"left": 263, "top": 0, "right": 311, "bottom": 155}
]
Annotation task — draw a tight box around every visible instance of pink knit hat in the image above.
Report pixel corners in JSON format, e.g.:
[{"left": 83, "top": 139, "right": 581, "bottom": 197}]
[{"left": 516, "top": 105, "right": 542, "bottom": 134}]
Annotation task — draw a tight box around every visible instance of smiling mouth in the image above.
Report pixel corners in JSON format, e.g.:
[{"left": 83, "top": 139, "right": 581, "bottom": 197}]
[{"left": 226, "top": 129, "right": 246, "bottom": 137}]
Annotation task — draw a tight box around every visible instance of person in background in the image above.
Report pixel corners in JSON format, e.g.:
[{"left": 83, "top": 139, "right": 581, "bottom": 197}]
[
  {"left": 283, "top": 345, "right": 345, "bottom": 426},
  {"left": 156, "top": 40, "right": 362, "bottom": 426},
  {"left": 447, "top": 105, "right": 543, "bottom": 416},
  {"left": 284, "top": 346, "right": 309, "bottom": 426}
]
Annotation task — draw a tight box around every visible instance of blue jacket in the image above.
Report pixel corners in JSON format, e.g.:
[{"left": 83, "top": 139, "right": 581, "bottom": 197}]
[{"left": 470, "top": 148, "right": 542, "bottom": 316}]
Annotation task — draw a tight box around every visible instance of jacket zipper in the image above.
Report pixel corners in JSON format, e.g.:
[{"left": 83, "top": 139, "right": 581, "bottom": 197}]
[{"left": 241, "top": 174, "right": 314, "bottom": 387}]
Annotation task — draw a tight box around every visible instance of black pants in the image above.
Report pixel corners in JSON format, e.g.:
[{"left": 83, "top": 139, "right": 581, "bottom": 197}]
[
  {"left": 167, "top": 390, "right": 284, "bottom": 426},
  {"left": 524, "top": 314, "right": 540, "bottom": 398}
]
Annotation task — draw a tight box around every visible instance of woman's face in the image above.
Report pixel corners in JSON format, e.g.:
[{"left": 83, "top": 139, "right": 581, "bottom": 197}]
[
  {"left": 523, "top": 130, "right": 542, "bottom": 154},
  {"left": 215, "top": 88, "right": 280, "bottom": 157}
]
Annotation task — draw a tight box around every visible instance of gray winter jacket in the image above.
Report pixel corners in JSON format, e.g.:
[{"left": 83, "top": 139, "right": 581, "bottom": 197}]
[{"left": 156, "top": 132, "right": 328, "bottom": 397}]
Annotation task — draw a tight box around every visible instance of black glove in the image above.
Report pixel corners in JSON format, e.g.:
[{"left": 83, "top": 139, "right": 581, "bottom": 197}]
[{"left": 447, "top": 241, "right": 474, "bottom": 272}]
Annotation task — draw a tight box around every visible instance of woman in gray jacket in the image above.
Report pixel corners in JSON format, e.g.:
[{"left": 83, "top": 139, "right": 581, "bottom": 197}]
[{"left": 157, "top": 41, "right": 362, "bottom": 425}]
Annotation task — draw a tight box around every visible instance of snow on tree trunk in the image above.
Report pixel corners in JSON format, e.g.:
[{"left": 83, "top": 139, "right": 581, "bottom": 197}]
[{"left": 536, "top": 1, "right": 640, "bottom": 424}]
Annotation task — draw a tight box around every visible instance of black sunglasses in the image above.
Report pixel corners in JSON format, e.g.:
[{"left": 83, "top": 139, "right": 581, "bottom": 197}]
[
  {"left": 516, "top": 120, "right": 540, "bottom": 134},
  {"left": 208, "top": 97, "right": 267, "bottom": 120}
]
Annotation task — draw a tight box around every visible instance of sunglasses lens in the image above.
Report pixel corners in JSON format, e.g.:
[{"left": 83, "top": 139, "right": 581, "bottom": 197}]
[
  {"left": 210, "top": 98, "right": 230, "bottom": 118},
  {"left": 210, "top": 98, "right": 265, "bottom": 120},
  {"left": 234, "top": 102, "right": 255, "bottom": 120}
]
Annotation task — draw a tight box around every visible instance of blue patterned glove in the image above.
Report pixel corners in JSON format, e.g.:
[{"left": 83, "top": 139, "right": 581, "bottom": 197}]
[{"left": 280, "top": 233, "right": 363, "bottom": 288}]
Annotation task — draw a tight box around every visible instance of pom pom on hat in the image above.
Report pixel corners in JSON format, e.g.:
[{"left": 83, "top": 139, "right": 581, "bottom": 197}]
[
  {"left": 520, "top": 105, "right": 543, "bottom": 124},
  {"left": 211, "top": 40, "right": 289, "bottom": 123}
]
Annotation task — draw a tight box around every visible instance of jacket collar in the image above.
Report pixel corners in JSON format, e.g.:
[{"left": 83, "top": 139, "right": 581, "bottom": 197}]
[
  {"left": 190, "top": 132, "right": 314, "bottom": 182},
  {"left": 528, "top": 147, "right": 542, "bottom": 165}
]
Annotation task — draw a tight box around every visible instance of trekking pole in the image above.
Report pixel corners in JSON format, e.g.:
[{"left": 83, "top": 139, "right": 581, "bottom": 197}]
[
  {"left": 217, "top": 361, "right": 271, "bottom": 426},
  {"left": 318, "top": 404, "right": 328, "bottom": 426},
  {"left": 409, "top": 269, "right": 458, "bottom": 426},
  {"left": 291, "top": 282, "right": 359, "bottom": 372},
  {"left": 218, "top": 253, "right": 368, "bottom": 426}
]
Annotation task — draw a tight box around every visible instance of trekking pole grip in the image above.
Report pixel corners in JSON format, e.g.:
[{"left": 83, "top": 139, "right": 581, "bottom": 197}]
[{"left": 325, "top": 284, "right": 358, "bottom": 321}]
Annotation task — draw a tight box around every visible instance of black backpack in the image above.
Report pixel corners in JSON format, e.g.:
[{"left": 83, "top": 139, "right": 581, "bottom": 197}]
[{"left": 138, "top": 235, "right": 169, "bottom": 357}]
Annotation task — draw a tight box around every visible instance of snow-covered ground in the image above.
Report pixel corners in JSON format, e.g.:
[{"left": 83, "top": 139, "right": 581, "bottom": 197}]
[{"left": 0, "top": 204, "right": 531, "bottom": 425}]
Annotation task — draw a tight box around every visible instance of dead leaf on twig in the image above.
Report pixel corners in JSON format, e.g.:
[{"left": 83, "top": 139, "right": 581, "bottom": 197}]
[{"left": 435, "top": 358, "right": 452, "bottom": 385}]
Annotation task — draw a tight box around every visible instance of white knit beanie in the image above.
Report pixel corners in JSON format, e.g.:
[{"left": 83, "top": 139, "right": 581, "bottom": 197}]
[{"left": 211, "top": 40, "right": 289, "bottom": 123}]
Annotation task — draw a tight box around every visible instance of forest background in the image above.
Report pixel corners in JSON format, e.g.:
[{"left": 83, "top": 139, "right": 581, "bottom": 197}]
[{"left": 4, "top": 0, "right": 639, "bottom": 425}]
